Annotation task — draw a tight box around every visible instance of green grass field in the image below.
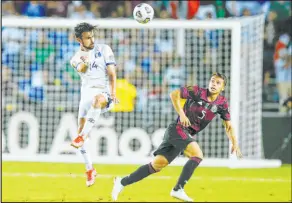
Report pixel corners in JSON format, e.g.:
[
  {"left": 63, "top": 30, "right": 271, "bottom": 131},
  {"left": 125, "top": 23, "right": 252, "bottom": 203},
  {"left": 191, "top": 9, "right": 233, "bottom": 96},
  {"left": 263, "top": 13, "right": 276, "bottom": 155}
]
[{"left": 2, "top": 162, "right": 291, "bottom": 202}]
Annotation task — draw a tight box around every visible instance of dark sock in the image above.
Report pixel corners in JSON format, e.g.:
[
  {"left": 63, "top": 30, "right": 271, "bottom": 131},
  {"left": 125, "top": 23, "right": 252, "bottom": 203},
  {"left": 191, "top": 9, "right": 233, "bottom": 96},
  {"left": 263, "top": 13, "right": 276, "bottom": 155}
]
[
  {"left": 121, "top": 163, "right": 157, "bottom": 186},
  {"left": 173, "top": 157, "right": 202, "bottom": 191}
]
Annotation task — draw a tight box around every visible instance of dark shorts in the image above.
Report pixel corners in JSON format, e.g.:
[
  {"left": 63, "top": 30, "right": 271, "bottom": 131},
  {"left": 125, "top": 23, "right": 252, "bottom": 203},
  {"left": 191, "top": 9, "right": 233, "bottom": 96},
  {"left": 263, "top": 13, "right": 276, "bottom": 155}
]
[{"left": 153, "top": 123, "right": 196, "bottom": 163}]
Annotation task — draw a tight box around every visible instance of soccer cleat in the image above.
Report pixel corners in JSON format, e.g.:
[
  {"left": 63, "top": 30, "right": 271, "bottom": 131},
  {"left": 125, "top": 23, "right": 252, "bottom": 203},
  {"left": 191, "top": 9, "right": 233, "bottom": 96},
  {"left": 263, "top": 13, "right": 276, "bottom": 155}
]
[
  {"left": 71, "top": 135, "right": 84, "bottom": 148},
  {"left": 170, "top": 188, "right": 194, "bottom": 202},
  {"left": 86, "top": 168, "right": 97, "bottom": 187},
  {"left": 111, "top": 177, "right": 124, "bottom": 201}
]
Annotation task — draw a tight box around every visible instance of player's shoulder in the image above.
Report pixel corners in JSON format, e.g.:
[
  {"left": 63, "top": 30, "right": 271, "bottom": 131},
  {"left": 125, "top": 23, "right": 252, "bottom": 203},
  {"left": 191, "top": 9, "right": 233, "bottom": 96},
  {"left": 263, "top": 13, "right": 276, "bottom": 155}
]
[
  {"left": 95, "top": 43, "right": 112, "bottom": 51},
  {"left": 216, "top": 94, "right": 229, "bottom": 107},
  {"left": 182, "top": 85, "right": 201, "bottom": 97},
  {"left": 195, "top": 85, "right": 205, "bottom": 92},
  {"left": 70, "top": 50, "right": 81, "bottom": 65},
  {"left": 186, "top": 85, "right": 202, "bottom": 92},
  {"left": 191, "top": 85, "right": 206, "bottom": 96},
  {"left": 70, "top": 49, "right": 81, "bottom": 60}
]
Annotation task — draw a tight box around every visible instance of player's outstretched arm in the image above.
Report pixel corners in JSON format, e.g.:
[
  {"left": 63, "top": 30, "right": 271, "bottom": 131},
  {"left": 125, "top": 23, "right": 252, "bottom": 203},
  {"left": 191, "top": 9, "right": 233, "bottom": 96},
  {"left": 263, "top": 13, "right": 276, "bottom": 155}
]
[
  {"left": 223, "top": 120, "right": 243, "bottom": 159},
  {"left": 170, "top": 89, "right": 191, "bottom": 127},
  {"left": 107, "top": 65, "right": 118, "bottom": 103}
]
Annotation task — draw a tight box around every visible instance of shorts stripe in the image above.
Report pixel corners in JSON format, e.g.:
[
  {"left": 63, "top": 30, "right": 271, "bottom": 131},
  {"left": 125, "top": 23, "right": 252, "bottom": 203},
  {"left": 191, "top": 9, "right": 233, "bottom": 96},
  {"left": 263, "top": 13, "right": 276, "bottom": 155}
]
[{"left": 176, "top": 125, "right": 187, "bottom": 140}]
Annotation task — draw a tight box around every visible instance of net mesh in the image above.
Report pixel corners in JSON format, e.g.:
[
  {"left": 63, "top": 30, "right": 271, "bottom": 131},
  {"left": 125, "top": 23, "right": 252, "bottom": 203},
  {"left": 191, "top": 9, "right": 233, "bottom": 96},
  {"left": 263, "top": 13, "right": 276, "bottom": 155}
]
[
  {"left": 2, "top": 16, "right": 264, "bottom": 160},
  {"left": 238, "top": 16, "right": 264, "bottom": 158}
]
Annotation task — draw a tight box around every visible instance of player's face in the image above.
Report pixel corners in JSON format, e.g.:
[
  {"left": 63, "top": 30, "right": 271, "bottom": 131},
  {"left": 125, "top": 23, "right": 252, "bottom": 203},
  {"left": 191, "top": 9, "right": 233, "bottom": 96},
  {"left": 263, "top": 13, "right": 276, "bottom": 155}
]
[
  {"left": 78, "top": 31, "right": 95, "bottom": 50},
  {"left": 208, "top": 76, "right": 225, "bottom": 94}
]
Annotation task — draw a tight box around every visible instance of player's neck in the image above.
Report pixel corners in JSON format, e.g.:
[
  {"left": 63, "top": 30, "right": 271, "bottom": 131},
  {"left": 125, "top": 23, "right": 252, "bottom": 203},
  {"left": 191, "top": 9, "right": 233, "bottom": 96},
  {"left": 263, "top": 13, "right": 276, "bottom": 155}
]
[
  {"left": 207, "top": 90, "right": 219, "bottom": 102},
  {"left": 80, "top": 46, "right": 90, "bottom": 52}
]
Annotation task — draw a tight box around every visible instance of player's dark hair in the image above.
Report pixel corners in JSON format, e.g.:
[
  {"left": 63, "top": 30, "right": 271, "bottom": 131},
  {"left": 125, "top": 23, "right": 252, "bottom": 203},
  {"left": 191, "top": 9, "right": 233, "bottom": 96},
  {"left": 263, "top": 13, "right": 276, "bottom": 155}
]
[
  {"left": 211, "top": 72, "right": 227, "bottom": 86},
  {"left": 74, "top": 22, "right": 98, "bottom": 39}
]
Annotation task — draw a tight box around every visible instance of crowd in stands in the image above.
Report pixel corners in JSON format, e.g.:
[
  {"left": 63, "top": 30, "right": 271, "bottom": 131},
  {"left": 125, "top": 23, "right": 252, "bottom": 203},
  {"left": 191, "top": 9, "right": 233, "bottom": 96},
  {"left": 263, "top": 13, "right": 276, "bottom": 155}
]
[{"left": 2, "top": 0, "right": 291, "bottom": 113}]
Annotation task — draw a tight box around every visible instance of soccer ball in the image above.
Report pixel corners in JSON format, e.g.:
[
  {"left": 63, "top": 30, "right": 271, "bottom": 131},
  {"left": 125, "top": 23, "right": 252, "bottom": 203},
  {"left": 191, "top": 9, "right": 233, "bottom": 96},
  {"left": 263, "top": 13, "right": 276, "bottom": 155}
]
[{"left": 133, "top": 3, "right": 154, "bottom": 24}]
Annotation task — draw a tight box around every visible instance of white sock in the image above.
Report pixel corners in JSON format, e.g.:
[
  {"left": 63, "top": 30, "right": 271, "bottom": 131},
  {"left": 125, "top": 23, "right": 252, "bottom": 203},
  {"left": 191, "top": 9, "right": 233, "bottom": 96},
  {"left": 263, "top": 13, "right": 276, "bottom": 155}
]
[
  {"left": 81, "top": 106, "right": 101, "bottom": 138},
  {"left": 79, "top": 139, "right": 93, "bottom": 171}
]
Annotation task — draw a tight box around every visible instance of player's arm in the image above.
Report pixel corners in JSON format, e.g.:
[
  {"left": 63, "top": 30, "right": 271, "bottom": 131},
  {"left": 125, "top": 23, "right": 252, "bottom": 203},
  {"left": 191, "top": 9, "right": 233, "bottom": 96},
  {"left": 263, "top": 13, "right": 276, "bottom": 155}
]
[
  {"left": 220, "top": 101, "right": 242, "bottom": 159},
  {"left": 104, "top": 45, "right": 118, "bottom": 103},
  {"left": 170, "top": 89, "right": 191, "bottom": 127},
  {"left": 223, "top": 120, "right": 237, "bottom": 146},
  {"left": 76, "top": 63, "right": 88, "bottom": 73},
  {"left": 70, "top": 55, "right": 89, "bottom": 73},
  {"left": 223, "top": 120, "right": 243, "bottom": 159},
  {"left": 106, "top": 65, "right": 117, "bottom": 103}
]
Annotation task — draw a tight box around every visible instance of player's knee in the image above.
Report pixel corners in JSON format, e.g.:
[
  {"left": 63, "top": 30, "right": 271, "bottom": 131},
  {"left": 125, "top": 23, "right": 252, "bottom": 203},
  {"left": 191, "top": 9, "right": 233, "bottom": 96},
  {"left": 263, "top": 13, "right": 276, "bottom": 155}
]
[
  {"left": 92, "top": 95, "right": 106, "bottom": 108},
  {"left": 151, "top": 155, "right": 169, "bottom": 172},
  {"left": 185, "top": 142, "right": 204, "bottom": 159},
  {"left": 187, "top": 150, "right": 203, "bottom": 160},
  {"left": 188, "top": 149, "right": 203, "bottom": 159},
  {"left": 185, "top": 146, "right": 204, "bottom": 162},
  {"left": 199, "top": 151, "right": 204, "bottom": 159}
]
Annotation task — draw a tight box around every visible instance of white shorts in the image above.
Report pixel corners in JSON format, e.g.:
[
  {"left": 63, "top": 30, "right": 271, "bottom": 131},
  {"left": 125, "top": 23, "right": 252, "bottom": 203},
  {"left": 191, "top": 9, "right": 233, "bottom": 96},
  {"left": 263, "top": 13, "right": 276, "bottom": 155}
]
[{"left": 78, "top": 87, "right": 113, "bottom": 120}]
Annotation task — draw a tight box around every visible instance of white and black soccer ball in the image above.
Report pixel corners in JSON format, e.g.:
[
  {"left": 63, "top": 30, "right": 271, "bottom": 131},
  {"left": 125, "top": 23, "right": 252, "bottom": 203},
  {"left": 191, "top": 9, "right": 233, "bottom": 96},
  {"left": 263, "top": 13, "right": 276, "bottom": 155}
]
[{"left": 133, "top": 3, "right": 154, "bottom": 24}]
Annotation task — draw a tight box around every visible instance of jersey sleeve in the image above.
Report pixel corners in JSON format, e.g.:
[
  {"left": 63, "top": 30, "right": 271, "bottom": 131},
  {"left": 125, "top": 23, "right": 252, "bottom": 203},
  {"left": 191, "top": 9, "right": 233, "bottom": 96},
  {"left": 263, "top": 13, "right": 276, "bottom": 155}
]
[
  {"left": 219, "top": 100, "right": 231, "bottom": 121},
  {"left": 103, "top": 45, "right": 116, "bottom": 66},
  {"left": 180, "top": 85, "right": 199, "bottom": 100}
]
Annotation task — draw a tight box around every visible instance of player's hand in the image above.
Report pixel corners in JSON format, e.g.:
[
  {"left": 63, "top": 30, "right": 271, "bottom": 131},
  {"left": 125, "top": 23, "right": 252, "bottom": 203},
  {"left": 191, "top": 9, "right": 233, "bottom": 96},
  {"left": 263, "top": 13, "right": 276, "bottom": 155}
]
[
  {"left": 111, "top": 93, "right": 119, "bottom": 104},
  {"left": 179, "top": 113, "right": 191, "bottom": 127},
  {"left": 231, "top": 144, "right": 243, "bottom": 159}
]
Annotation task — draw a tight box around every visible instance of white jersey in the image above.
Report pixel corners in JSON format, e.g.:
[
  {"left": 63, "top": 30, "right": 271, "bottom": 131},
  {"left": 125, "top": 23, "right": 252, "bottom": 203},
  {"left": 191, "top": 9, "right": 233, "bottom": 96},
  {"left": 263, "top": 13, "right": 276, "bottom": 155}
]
[{"left": 70, "top": 43, "right": 116, "bottom": 90}]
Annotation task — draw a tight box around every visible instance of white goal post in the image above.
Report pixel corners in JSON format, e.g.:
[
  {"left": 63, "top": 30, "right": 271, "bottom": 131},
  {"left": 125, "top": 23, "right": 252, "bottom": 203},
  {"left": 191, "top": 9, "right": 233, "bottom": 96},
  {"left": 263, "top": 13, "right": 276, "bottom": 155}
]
[{"left": 2, "top": 15, "right": 281, "bottom": 168}]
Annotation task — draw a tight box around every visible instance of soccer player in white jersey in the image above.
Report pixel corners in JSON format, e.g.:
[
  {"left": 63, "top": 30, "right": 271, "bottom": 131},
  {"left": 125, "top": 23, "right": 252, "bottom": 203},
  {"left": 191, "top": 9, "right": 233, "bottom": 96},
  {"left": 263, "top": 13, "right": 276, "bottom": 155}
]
[{"left": 70, "top": 22, "right": 117, "bottom": 187}]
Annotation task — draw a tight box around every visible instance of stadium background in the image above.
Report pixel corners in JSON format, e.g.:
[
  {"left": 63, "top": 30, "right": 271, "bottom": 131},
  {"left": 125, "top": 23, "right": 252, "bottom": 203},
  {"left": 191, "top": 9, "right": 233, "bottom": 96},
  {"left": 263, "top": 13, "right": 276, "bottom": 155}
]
[{"left": 1, "top": 0, "right": 291, "bottom": 202}]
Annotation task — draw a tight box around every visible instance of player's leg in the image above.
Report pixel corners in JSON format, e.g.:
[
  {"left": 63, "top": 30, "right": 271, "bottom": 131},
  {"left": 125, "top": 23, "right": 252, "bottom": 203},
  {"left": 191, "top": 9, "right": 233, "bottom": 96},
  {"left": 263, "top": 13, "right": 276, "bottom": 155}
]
[
  {"left": 77, "top": 117, "right": 97, "bottom": 187},
  {"left": 77, "top": 118, "right": 85, "bottom": 134},
  {"left": 174, "top": 141, "right": 203, "bottom": 190},
  {"left": 122, "top": 154, "right": 169, "bottom": 186},
  {"left": 111, "top": 154, "right": 170, "bottom": 201},
  {"left": 71, "top": 93, "right": 108, "bottom": 148},
  {"left": 100, "top": 92, "right": 114, "bottom": 114},
  {"left": 118, "top": 126, "right": 183, "bottom": 186},
  {"left": 80, "top": 94, "right": 108, "bottom": 137},
  {"left": 111, "top": 127, "right": 181, "bottom": 201},
  {"left": 171, "top": 141, "right": 203, "bottom": 202}
]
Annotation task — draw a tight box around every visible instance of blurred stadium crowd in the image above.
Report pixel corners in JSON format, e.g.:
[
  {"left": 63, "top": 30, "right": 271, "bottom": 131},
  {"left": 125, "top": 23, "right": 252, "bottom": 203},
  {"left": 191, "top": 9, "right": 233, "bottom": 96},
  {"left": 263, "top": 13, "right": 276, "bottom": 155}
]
[{"left": 2, "top": 0, "right": 291, "bottom": 113}]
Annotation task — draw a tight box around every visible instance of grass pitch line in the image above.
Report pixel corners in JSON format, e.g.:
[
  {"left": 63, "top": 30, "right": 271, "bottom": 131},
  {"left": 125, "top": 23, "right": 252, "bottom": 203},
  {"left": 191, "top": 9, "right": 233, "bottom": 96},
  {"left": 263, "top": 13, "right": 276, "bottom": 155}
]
[{"left": 3, "top": 172, "right": 290, "bottom": 183}]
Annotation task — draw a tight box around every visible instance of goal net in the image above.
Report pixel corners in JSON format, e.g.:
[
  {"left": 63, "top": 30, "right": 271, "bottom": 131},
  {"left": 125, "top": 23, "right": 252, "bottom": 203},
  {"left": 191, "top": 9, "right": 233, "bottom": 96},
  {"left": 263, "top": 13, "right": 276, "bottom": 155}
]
[{"left": 1, "top": 15, "right": 281, "bottom": 168}]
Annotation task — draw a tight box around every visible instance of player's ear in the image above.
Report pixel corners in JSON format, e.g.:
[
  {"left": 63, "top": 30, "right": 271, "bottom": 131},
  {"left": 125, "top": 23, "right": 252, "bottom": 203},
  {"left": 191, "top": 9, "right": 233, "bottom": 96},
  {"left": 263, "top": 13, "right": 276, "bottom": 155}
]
[
  {"left": 221, "top": 82, "right": 225, "bottom": 91},
  {"left": 76, "top": 36, "right": 82, "bottom": 44}
]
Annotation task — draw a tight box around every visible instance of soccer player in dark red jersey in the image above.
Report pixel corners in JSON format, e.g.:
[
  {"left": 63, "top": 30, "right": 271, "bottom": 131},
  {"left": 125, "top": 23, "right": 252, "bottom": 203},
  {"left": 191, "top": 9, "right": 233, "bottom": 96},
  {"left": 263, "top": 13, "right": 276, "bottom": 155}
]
[{"left": 111, "top": 72, "right": 243, "bottom": 202}]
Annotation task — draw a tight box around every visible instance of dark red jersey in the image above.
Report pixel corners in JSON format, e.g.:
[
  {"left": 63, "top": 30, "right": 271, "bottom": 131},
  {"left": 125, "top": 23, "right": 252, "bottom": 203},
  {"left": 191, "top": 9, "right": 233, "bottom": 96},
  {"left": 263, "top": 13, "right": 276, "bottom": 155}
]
[{"left": 178, "top": 85, "right": 230, "bottom": 135}]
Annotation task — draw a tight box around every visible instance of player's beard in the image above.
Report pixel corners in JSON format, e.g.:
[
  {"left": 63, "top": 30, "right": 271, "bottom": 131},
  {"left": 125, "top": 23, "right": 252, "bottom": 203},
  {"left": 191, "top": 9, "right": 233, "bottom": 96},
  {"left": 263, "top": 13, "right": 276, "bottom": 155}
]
[
  {"left": 83, "top": 44, "right": 94, "bottom": 50},
  {"left": 82, "top": 41, "right": 94, "bottom": 51}
]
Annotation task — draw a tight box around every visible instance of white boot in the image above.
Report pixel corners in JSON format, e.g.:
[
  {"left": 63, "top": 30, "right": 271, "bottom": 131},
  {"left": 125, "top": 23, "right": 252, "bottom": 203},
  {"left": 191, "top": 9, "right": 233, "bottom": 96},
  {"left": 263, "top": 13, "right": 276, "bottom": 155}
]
[
  {"left": 111, "top": 177, "right": 124, "bottom": 201},
  {"left": 170, "top": 188, "right": 194, "bottom": 202}
]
